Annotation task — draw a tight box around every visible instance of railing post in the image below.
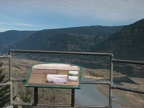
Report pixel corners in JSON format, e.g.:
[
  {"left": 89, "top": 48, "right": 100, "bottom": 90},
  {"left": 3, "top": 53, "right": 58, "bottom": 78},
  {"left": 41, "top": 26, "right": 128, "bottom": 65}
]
[
  {"left": 109, "top": 54, "right": 113, "bottom": 108},
  {"left": 8, "top": 52, "right": 13, "bottom": 107}
]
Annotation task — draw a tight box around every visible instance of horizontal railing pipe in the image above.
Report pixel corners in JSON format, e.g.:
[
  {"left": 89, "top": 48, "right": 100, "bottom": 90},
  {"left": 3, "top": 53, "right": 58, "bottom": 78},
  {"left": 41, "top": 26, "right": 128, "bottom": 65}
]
[
  {"left": 11, "top": 78, "right": 110, "bottom": 85},
  {"left": 13, "top": 102, "right": 71, "bottom": 107},
  {"left": 0, "top": 82, "right": 11, "bottom": 86},
  {"left": 112, "top": 86, "right": 144, "bottom": 94},
  {"left": 0, "top": 55, "right": 10, "bottom": 59},
  {"left": 13, "top": 102, "right": 110, "bottom": 108},
  {"left": 75, "top": 105, "right": 110, "bottom": 108},
  {"left": 9, "top": 49, "right": 113, "bottom": 57},
  {"left": 82, "top": 81, "right": 110, "bottom": 85},
  {"left": 11, "top": 78, "right": 26, "bottom": 82},
  {"left": 112, "top": 59, "right": 144, "bottom": 65}
]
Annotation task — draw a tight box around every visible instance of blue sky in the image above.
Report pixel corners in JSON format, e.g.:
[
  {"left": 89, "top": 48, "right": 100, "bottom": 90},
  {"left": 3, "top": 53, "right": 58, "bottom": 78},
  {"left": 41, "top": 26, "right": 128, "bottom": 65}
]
[{"left": 0, "top": 0, "right": 144, "bottom": 32}]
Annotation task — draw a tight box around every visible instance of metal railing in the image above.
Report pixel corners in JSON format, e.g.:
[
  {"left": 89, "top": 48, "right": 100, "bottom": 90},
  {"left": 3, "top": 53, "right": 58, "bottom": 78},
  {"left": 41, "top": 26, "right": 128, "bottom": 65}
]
[
  {"left": 0, "top": 49, "right": 144, "bottom": 108},
  {"left": 112, "top": 59, "right": 144, "bottom": 94}
]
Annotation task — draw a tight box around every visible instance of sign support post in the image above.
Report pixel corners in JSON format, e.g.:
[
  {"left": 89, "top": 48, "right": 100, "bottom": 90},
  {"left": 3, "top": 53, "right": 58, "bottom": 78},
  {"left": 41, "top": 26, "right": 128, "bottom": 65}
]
[
  {"left": 34, "top": 87, "right": 38, "bottom": 106},
  {"left": 71, "top": 89, "right": 75, "bottom": 107}
]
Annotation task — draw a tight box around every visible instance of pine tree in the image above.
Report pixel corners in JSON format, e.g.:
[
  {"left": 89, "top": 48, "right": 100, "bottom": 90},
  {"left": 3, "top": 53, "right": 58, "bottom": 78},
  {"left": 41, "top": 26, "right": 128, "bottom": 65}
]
[
  {"left": 0, "top": 61, "right": 10, "bottom": 107},
  {"left": 19, "top": 87, "right": 33, "bottom": 108}
]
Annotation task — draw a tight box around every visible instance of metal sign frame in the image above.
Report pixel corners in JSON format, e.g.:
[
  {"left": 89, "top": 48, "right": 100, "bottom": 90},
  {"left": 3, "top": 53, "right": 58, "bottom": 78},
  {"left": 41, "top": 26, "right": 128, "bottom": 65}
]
[{"left": 25, "top": 62, "right": 82, "bottom": 89}]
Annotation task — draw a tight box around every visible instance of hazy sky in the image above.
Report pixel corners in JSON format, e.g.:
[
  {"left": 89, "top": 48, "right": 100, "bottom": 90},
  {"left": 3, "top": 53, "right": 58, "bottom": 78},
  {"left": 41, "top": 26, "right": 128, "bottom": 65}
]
[{"left": 0, "top": 0, "right": 144, "bottom": 32}]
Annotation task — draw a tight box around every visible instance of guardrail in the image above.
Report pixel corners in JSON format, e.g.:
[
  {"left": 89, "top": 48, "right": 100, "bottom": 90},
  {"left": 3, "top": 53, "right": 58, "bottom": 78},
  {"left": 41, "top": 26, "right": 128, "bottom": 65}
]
[
  {"left": 0, "top": 49, "right": 144, "bottom": 108},
  {"left": 112, "top": 59, "right": 144, "bottom": 94}
]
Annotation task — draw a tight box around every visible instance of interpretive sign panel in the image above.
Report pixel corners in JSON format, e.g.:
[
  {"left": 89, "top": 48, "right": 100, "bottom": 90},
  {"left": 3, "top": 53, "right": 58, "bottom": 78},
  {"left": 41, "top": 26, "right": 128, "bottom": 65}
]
[{"left": 25, "top": 63, "right": 82, "bottom": 89}]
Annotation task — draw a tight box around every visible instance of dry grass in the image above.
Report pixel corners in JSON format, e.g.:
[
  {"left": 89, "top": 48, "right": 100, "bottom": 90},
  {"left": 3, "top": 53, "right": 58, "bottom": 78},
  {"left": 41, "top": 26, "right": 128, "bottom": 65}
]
[{"left": 82, "top": 68, "right": 123, "bottom": 80}]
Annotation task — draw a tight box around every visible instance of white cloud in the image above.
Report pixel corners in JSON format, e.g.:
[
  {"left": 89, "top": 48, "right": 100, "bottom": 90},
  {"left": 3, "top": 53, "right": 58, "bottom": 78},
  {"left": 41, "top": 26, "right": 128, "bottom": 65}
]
[
  {"left": 0, "top": 21, "right": 62, "bottom": 32},
  {"left": 13, "top": 23, "right": 39, "bottom": 27},
  {"left": 0, "top": 22, "right": 40, "bottom": 27}
]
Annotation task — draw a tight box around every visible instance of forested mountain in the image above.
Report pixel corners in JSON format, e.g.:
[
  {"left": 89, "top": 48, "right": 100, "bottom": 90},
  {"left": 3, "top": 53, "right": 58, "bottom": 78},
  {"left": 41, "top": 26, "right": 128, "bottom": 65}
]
[
  {"left": 93, "top": 19, "right": 144, "bottom": 60},
  {"left": 8, "top": 26, "right": 123, "bottom": 51},
  {"left": 0, "top": 30, "right": 36, "bottom": 53},
  {"left": 1, "top": 19, "right": 144, "bottom": 61},
  {"left": 43, "top": 33, "right": 106, "bottom": 51}
]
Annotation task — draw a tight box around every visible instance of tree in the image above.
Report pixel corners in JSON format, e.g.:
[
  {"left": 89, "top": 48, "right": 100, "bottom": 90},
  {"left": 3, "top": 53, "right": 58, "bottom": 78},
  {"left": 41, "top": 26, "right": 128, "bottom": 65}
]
[
  {"left": 19, "top": 87, "right": 33, "bottom": 108},
  {"left": 0, "top": 61, "right": 10, "bottom": 107}
]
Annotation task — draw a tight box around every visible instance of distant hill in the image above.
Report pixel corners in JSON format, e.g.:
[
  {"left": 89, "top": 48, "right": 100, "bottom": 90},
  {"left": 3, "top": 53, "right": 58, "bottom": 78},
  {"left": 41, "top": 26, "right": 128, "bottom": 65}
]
[
  {"left": 10, "top": 26, "right": 123, "bottom": 51},
  {"left": 93, "top": 19, "right": 144, "bottom": 60},
  {"left": 0, "top": 30, "right": 36, "bottom": 53},
  {"left": 43, "top": 33, "right": 105, "bottom": 51},
  {"left": 2, "top": 19, "right": 144, "bottom": 61}
]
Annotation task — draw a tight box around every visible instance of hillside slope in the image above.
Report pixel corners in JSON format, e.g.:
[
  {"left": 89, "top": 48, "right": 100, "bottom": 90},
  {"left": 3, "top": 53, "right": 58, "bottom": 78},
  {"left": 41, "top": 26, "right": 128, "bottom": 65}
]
[
  {"left": 11, "top": 26, "right": 123, "bottom": 51},
  {"left": 94, "top": 19, "right": 144, "bottom": 60},
  {"left": 43, "top": 33, "right": 108, "bottom": 51},
  {"left": 0, "top": 30, "right": 36, "bottom": 53}
]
